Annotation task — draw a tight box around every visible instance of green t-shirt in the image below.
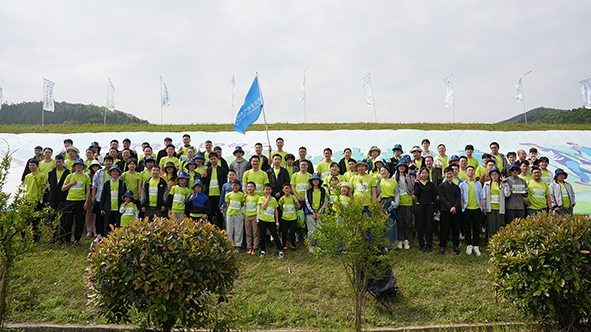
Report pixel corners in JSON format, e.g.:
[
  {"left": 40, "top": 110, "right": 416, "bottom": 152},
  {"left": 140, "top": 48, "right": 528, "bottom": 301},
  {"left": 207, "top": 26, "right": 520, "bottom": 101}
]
[
  {"left": 415, "top": 158, "right": 423, "bottom": 169},
  {"left": 541, "top": 170, "right": 552, "bottom": 185},
  {"left": 170, "top": 185, "right": 191, "bottom": 213},
  {"left": 65, "top": 159, "right": 77, "bottom": 171},
  {"left": 258, "top": 196, "right": 278, "bottom": 222},
  {"left": 121, "top": 171, "right": 142, "bottom": 200},
  {"left": 285, "top": 166, "right": 295, "bottom": 177},
  {"left": 140, "top": 169, "right": 153, "bottom": 182},
  {"left": 195, "top": 165, "right": 207, "bottom": 176},
  {"left": 493, "top": 154, "right": 504, "bottom": 170},
  {"left": 65, "top": 173, "right": 91, "bottom": 201},
  {"left": 351, "top": 173, "right": 377, "bottom": 206},
  {"left": 475, "top": 165, "right": 488, "bottom": 179},
  {"left": 244, "top": 194, "right": 259, "bottom": 217},
  {"left": 316, "top": 160, "right": 333, "bottom": 179},
  {"left": 38, "top": 159, "right": 55, "bottom": 175},
  {"left": 344, "top": 171, "right": 358, "bottom": 183},
  {"left": 278, "top": 195, "right": 298, "bottom": 220},
  {"left": 323, "top": 173, "right": 344, "bottom": 188},
  {"left": 438, "top": 156, "right": 448, "bottom": 169},
  {"left": 291, "top": 172, "right": 311, "bottom": 199},
  {"left": 379, "top": 178, "right": 397, "bottom": 199},
  {"left": 518, "top": 174, "right": 532, "bottom": 182},
  {"left": 312, "top": 188, "right": 322, "bottom": 210},
  {"left": 467, "top": 157, "right": 479, "bottom": 169},
  {"left": 527, "top": 179, "right": 550, "bottom": 210},
  {"left": 24, "top": 172, "right": 47, "bottom": 201},
  {"left": 148, "top": 178, "right": 160, "bottom": 207},
  {"left": 159, "top": 157, "right": 180, "bottom": 168},
  {"left": 225, "top": 191, "right": 245, "bottom": 216},
  {"left": 490, "top": 182, "right": 500, "bottom": 210},
  {"left": 560, "top": 183, "right": 571, "bottom": 208},
  {"left": 120, "top": 202, "right": 138, "bottom": 226},
  {"left": 466, "top": 181, "right": 480, "bottom": 210},
  {"left": 458, "top": 170, "right": 467, "bottom": 181},
  {"left": 242, "top": 169, "right": 269, "bottom": 196},
  {"left": 399, "top": 177, "right": 412, "bottom": 207},
  {"left": 271, "top": 151, "right": 289, "bottom": 167},
  {"left": 209, "top": 167, "right": 220, "bottom": 196},
  {"left": 109, "top": 180, "right": 120, "bottom": 211}
]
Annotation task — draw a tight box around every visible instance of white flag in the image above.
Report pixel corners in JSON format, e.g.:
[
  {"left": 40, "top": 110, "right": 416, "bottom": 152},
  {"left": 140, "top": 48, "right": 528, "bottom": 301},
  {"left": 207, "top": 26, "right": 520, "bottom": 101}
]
[
  {"left": 443, "top": 75, "right": 453, "bottom": 108},
  {"left": 43, "top": 78, "right": 55, "bottom": 112},
  {"left": 231, "top": 75, "right": 236, "bottom": 107},
  {"left": 580, "top": 78, "right": 591, "bottom": 108},
  {"left": 107, "top": 78, "right": 115, "bottom": 111},
  {"left": 161, "top": 77, "right": 170, "bottom": 108},
  {"left": 361, "top": 73, "right": 374, "bottom": 107},
  {"left": 516, "top": 77, "right": 524, "bottom": 102},
  {"left": 299, "top": 71, "right": 306, "bottom": 104}
]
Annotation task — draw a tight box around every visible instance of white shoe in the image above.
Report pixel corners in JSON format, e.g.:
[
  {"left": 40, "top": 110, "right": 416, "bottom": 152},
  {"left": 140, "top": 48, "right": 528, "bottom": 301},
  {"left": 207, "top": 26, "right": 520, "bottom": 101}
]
[
  {"left": 473, "top": 246, "right": 481, "bottom": 256},
  {"left": 466, "top": 245, "right": 473, "bottom": 255},
  {"left": 403, "top": 240, "right": 410, "bottom": 250},
  {"left": 397, "top": 241, "right": 403, "bottom": 249},
  {"left": 278, "top": 252, "right": 284, "bottom": 259},
  {"left": 259, "top": 251, "right": 266, "bottom": 258},
  {"left": 459, "top": 233, "right": 465, "bottom": 240},
  {"left": 309, "top": 246, "right": 314, "bottom": 253}
]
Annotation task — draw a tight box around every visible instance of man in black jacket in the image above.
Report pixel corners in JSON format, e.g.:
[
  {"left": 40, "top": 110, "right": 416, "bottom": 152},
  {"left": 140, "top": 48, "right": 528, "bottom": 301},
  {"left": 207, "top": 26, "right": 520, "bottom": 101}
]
[
  {"left": 438, "top": 167, "right": 462, "bottom": 255},
  {"left": 267, "top": 154, "right": 290, "bottom": 199},
  {"left": 46, "top": 155, "right": 71, "bottom": 243},
  {"left": 202, "top": 152, "right": 228, "bottom": 229}
]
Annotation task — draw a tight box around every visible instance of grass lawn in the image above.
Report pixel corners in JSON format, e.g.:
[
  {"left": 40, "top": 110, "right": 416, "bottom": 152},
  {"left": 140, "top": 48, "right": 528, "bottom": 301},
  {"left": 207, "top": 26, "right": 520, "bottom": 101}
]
[
  {"left": 7, "top": 227, "right": 521, "bottom": 330},
  {"left": 1, "top": 122, "right": 590, "bottom": 134}
]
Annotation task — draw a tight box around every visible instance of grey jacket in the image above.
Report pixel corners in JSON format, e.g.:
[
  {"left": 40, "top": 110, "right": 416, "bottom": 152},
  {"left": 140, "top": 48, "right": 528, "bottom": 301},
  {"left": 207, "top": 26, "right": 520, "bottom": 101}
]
[
  {"left": 549, "top": 181, "right": 576, "bottom": 209},
  {"left": 483, "top": 181, "right": 511, "bottom": 214}
]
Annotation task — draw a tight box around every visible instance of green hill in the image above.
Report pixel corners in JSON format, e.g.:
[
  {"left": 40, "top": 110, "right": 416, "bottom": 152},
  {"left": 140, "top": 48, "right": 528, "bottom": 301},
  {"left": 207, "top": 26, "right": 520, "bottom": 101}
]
[
  {"left": 0, "top": 101, "right": 149, "bottom": 125},
  {"left": 498, "top": 106, "right": 591, "bottom": 124}
]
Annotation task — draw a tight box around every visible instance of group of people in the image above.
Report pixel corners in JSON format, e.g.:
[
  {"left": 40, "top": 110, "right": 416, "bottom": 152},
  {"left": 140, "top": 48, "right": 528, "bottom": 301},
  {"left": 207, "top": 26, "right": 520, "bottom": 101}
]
[{"left": 21, "top": 134, "right": 575, "bottom": 258}]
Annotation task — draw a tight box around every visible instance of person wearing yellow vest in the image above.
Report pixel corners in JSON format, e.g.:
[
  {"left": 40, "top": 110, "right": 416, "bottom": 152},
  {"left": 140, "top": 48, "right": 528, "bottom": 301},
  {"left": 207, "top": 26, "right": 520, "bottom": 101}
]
[
  {"left": 244, "top": 182, "right": 260, "bottom": 255},
  {"left": 167, "top": 171, "right": 191, "bottom": 221},
  {"left": 279, "top": 183, "right": 301, "bottom": 252},
  {"left": 119, "top": 190, "right": 138, "bottom": 227},
  {"left": 482, "top": 166, "right": 511, "bottom": 239},
  {"left": 549, "top": 168, "right": 575, "bottom": 216},
  {"left": 100, "top": 165, "right": 127, "bottom": 236},
  {"left": 257, "top": 184, "right": 284, "bottom": 259},
  {"left": 61, "top": 158, "right": 91, "bottom": 246},
  {"left": 458, "top": 166, "right": 484, "bottom": 256}
]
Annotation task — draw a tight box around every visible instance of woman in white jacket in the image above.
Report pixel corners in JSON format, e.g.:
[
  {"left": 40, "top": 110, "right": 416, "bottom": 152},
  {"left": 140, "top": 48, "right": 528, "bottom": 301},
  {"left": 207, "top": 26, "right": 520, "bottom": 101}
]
[
  {"left": 483, "top": 167, "right": 511, "bottom": 238},
  {"left": 549, "top": 168, "right": 576, "bottom": 216}
]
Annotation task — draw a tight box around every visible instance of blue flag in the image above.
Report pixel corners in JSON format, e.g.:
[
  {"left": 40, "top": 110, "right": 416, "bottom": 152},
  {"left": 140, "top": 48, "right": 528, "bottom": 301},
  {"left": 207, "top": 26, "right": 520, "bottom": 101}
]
[{"left": 234, "top": 76, "right": 263, "bottom": 134}]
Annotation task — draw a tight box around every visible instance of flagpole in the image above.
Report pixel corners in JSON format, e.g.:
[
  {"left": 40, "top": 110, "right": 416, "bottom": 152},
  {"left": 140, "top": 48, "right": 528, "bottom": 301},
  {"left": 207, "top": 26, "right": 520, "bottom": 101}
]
[
  {"left": 373, "top": 103, "right": 377, "bottom": 123},
  {"left": 41, "top": 81, "right": 45, "bottom": 126},
  {"left": 452, "top": 76, "right": 456, "bottom": 123},
  {"left": 231, "top": 75, "right": 235, "bottom": 123},
  {"left": 256, "top": 72, "right": 271, "bottom": 149},
  {"left": 520, "top": 70, "right": 532, "bottom": 125},
  {"left": 160, "top": 76, "right": 163, "bottom": 125},
  {"left": 104, "top": 79, "right": 109, "bottom": 125},
  {"left": 303, "top": 70, "right": 307, "bottom": 123}
]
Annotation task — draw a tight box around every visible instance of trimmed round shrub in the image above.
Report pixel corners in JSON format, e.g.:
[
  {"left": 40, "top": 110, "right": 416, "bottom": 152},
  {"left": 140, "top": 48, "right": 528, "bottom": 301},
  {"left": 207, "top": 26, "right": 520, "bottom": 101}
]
[
  {"left": 85, "top": 218, "right": 239, "bottom": 332},
  {"left": 488, "top": 212, "right": 591, "bottom": 329}
]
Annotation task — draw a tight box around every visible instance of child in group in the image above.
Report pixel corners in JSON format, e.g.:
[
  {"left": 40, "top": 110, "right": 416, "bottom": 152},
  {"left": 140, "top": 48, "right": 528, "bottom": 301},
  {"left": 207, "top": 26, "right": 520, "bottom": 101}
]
[
  {"left": 185, "top": 179, "right": 210, "bottom": 222},
  {"left": 333, "top": 182, "right": 353, "bottom": 213},
  {"left": 244, "top": 182, "right": 260, "bottom": 255},
  {"left": 278, "top": 183, "right": 300, "bottom": 252},
  {"left": 120, "top": 190, "right": 138, "bottom": 227},
  {"left": 258, "top": 183, "right": 284, "bottom": 259},
  {"left": 100, "top": 165, "right": 127, "bottom": 236},
  {"left": 168, "top": 172, "right": 191, "bottom": 221},
  {"left": 162, "top": 162, "right": 178, "bottom": 188},
  {"left": 326, "top": 175, "right": 341, "bottom": 203},
  {"left": 219, "top": 170, "right": 240, "bottom": 230},
  {"left": 323, "top": 162, "right": 344, "bottom": 187},
  {"left": 184, "top": 158, "right": 200, "bottom": 185},
  {"left": 343, "top": 159, "right": 357, "bottom": 183},
  {"left": 225, "top": 179, "right": 245, "bottom": 251}
]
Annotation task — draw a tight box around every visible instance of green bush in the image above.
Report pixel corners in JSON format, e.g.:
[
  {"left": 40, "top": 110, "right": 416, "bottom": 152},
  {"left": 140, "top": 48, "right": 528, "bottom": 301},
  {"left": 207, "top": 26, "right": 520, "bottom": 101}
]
[
  {"left": 488, "top": 212, "right": 591, "bottom": 329},
  {"left": 85, "top": 218, "right": 239, "bottom": 332}
]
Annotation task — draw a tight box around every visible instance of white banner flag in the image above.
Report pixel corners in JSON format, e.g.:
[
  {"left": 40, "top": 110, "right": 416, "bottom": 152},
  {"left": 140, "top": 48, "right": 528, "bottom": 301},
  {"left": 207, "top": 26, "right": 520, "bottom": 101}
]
[
  {"left": 580, "top": 78, "right": 591, "bottom": 108},
  {"left": 516, "top": 77, "right": 524, "bottom": 102},
  {"left": 361, "top": 73, "right": 374, "bottom": 107},
  {"left": 299, "top": 71, "right": 306, "bottom": 104},
  {"left": 161, "top": 77, "right": 170, "bottom": 108},
  {"left": 106, "top": 78, "right": 115, "bottom": 111},
  {"left": 443, "top": 74, "right": 453, "bottom": 108},
  {"left": 43, "top": 78, "right": 55, "bottom": 112}
]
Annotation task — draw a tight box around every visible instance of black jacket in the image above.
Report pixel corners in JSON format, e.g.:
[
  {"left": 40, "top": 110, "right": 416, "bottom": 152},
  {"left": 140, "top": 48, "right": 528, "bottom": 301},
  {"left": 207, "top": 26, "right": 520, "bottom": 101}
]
[
  {"left": 203, "top": 165, "right": 228, "bottom": 196},
  {"left": 205, "top": 157, "right": 229, "bottom": 171},
  {"left": 46, "top": 167, "right": 71, "bottom": 203},
  {"left": 100, "top": 179, "right": 127, "bottom": 215},
  {"left": 266, "top": 167, "right": 291, "bottom": 197},
  {"left": 294, "top": 159, "right": 314, "bottom": 174},
  {"left": 438, "top": 180, "right": 462, "bottom": 212},
  {"left": 428, "top": 167, "right": 443, "bottom": 192},
  {"left": 141, "top": 177, "right": 169, "bottom": 209},
  {"left": 415, "top": 180, "right": 438, "bottom": 208}
]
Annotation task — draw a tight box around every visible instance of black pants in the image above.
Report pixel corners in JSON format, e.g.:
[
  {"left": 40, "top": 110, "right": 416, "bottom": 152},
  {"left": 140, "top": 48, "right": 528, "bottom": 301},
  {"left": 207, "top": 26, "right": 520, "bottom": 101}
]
[
  {"left": 281, "top": 218, "right": 297, "bottom": 248},
  {"left": 49, "top": 201, "right": 66, "bottom": 241},
  {"left": 30, "top": 202, "right": 44, "bottom": 242},
  {"left": 62, "top": 200, "right": 85, "bottom": 243},
  {"left": 415, "top": 204, "right": 434, "bottom": 249},
  {"left": 505, "top": 209, "right": 525, "bottom": 225},
  {"left": 464, "top": 208, "right": 482, "bottom": 247},
  {"left": 104, "top": 211, "right": 121, "bottom": 236},
  {"left": 93, "top": 201, "right": 105, "bottom": 236},
  {"left": 259, "top": 221, "right": 282, "bottom": 252},
  {"left": 208, "top": 196, "right": 224, "bottom": 229},
  {"left": 440, "top": 210, "right": 460, "bottom": 248}
]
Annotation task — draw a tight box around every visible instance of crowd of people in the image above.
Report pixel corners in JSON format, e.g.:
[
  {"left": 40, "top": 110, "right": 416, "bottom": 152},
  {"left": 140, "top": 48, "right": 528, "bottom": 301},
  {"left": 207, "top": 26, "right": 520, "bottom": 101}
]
[{"left": 21, "top": 134, "right": 576, "bottom": 257}]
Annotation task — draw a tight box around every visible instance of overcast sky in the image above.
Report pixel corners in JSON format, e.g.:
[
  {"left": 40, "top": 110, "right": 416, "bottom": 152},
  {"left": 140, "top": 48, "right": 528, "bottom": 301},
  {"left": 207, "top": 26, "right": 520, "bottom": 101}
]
[{"left": 1, "top": 1, "right": 590, "bottom": 125}]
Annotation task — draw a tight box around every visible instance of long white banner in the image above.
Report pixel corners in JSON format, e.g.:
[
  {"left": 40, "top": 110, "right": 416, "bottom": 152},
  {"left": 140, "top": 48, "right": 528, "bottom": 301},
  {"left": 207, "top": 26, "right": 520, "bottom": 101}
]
[{"left": 2, "top": 129, "right": 591, "bottom": 213}]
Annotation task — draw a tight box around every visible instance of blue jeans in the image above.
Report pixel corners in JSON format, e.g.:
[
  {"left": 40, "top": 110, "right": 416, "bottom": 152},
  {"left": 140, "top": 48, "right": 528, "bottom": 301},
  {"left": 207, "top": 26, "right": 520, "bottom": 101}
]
[
  {"left": 555, "top": 207, "right": 573, "bottom": 217},
  {"left": 526, "top": 208, "right": 548, "bottom": 217}
]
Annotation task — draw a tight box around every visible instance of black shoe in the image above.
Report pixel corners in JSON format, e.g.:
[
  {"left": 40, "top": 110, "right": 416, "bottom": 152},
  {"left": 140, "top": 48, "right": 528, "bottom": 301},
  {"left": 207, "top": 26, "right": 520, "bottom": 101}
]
[
  {"left": 419, "top": 246, "right": 426, "bottom": 252},
  {"left": 426, "top": 247, "right": 433, "bottom": 253},
  {"left": 73, "top": 241, "right": 80, "bottom": 247},
  {"left": 439, "top": 247, "right": 445, "bottom": 255},
  {"left": 454, "top": 246, "right": 460, "bottom": 255}
]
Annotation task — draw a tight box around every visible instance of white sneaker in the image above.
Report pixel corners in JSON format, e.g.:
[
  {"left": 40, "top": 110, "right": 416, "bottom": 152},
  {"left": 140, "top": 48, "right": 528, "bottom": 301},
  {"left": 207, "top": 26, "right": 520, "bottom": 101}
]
[
  {"left": 278, "top": 252, "right": 284, "bottom": 259},
  {"left": 397, "top": 241, "right": 403, "bottom": 249},
  {"left": 459, "top": 233, "right": 465, "bottom": 240},
  {"left": 466, "top": 245, "right": 473, "bottom": 255},
  {"left": 403, "top": 240, "right": 410, "bottom": 250},
  {"left": 259, "top": 251, "right": 266, "bottom": 258},
  {"left": 309, "top": 246, "right": 314, "bottom": 253},
  {"left": 473, "top": 246, "right": 481, "bottom": 256}
]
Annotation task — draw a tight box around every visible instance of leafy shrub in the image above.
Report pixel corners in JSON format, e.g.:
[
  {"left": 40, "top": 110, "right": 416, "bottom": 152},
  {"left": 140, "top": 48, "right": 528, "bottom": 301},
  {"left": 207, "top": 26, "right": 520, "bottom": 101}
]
[
  {"left": 85, "top": 218, "right": 239, "bottom": 332},
  {"left": 488, "top": 212, "right": 591, "bottom": 329}
]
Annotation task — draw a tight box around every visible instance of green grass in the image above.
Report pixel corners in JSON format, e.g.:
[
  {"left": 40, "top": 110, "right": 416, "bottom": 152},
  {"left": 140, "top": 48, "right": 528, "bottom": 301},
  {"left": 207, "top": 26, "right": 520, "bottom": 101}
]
[
  {"left": 6, "top": 226, "right": 522, "bottom": 330},
  {"left": 1, "top": 122, "right": 591, "bottom": 134}
]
